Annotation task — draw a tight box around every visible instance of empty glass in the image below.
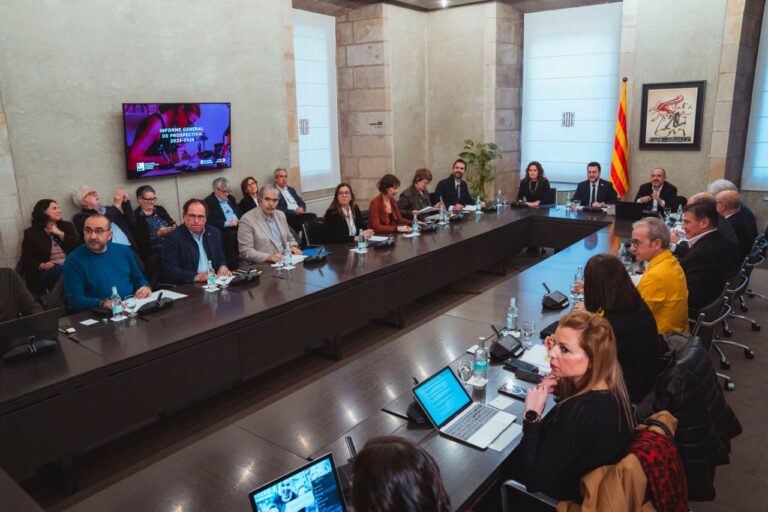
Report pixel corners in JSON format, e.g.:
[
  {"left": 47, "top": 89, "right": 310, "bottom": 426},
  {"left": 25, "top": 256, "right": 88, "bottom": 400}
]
[
  {"left": 521, "top": 320, "right": 535, "bottom": 350},
  {"left": 123, "top": 295, "right": 138, "bottom": 317},
  {"left": 457, "top": 358, "right": 474, "bottom": 391}
]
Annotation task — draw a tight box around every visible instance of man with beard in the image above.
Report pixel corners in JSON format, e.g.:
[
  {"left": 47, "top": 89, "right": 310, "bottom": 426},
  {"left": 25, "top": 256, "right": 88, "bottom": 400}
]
[{"left": 434, "top": 158, "right": 479, "bottom": 212}]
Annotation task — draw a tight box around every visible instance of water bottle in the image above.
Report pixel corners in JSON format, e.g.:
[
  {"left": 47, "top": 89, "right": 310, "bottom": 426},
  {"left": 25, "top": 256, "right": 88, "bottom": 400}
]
[
  {"left": 357, "top": 228, "right": 366, "bottom": 251},
  {"left": 506, "top": 297, "right": 518, "bottom": 332},
  {"left": 110, "top": 286, "right": 124, "bottom": 320},
  {"left": 284, "top": 246, "right": 293, "bottom": 266},
  {"left": 412, "top": 215, "right": 420, "bottom": 235},
  {"left": 473, "top": 337, "right": 489, "bottom": 385},
  {"left": 206, "top": 260, "right": 216, "bottom": 288},
  {"left": 571, "top": 265, "right": 584, "bottom": 302},
  {"left": 496, "top": 188, "right": 503, "bottom": 211},
  {"left": 565, "top": 194, "right": 572, "bottom": 209},
  {"left": 475, "top": 195, "right": 482, "bottom": 212},
  {"left": 675, "top": 204, "right": 683, "bottom": 225}
]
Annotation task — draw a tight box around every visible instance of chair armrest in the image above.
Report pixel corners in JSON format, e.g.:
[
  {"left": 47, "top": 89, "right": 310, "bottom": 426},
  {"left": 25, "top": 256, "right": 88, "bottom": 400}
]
[{"left": 501, "top": 479, "right": 558, "bottom": 511}]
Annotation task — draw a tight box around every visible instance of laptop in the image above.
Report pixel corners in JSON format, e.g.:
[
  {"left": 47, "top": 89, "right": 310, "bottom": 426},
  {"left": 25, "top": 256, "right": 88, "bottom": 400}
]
[
  {"left": 0, "top": 308, "right": 59, "bottom": 361},
  {"left": 615, "top": 201, "right": 646, "bottom": 221},
  {"left": 248, "top": 453, "right": 347, "bottom": 512},
  {"left": 412, "top": 366, "right": 515, "bottom": 450}
]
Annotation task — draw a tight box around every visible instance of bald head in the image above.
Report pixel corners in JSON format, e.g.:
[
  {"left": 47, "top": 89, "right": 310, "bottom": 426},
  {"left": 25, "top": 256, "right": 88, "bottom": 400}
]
[
  {"left": 688, "top": 192, "right": 714, "bottom": 205},
  {"left": 716, "top": 189, "right": 740, "bottom": 216}
]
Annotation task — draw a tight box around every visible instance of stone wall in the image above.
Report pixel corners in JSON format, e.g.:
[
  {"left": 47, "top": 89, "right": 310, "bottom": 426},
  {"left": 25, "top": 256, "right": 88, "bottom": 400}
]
[{"left": 0, "top": 94, "right": 23, "bottom": 268}]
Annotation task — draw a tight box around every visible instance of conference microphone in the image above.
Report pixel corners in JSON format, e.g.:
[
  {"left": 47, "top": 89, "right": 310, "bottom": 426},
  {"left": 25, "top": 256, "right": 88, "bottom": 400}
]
[
  {"left": 541, "top": 282, "right": 569, "bottom": 310},
  {"left": 542, "top": 283, "right": 551, "bottom": 294}
]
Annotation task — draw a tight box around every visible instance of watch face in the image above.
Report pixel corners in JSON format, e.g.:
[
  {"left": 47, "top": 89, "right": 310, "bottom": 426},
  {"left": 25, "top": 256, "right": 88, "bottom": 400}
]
[{"left": 524, "top": 410, "right": 539, "bottom": 422}]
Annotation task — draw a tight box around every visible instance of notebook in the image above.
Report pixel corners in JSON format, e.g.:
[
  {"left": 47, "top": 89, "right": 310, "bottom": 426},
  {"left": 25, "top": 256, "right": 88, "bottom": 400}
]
[
  {"left": 248, "top": 453, "right": 346, "bottom": 512},
  {"left": 412, "top": 366, "right": 515, "bottom": 449}
]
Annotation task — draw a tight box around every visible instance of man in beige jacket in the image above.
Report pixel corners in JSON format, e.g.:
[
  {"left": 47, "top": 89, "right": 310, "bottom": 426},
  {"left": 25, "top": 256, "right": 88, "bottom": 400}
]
[{"left": 238, "top": 185, "right": 302, "bottom": 264}]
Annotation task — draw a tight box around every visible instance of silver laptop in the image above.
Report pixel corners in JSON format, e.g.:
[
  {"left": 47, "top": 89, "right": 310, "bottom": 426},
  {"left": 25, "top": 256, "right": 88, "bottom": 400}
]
[{"left": 412, "top": 366, "right": 515, "bottom": 450}]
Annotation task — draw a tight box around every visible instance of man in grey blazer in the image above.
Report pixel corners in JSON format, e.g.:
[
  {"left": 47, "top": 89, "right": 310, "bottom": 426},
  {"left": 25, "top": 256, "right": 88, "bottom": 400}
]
[{"left": 238, "top": 185, "right": 302, "bottom": 264}]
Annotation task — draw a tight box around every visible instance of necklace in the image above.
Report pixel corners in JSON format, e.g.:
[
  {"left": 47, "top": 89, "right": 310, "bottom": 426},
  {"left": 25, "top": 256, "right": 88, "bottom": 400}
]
[{"left": 528, "top": 180, "right": 539, "bottom": 193}]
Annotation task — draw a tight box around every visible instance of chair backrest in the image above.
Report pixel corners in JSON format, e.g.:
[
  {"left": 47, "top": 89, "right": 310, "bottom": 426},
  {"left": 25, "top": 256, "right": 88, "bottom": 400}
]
[
  {"left": 724, "top": 273, "right": 749, "bottom": 304},
  {"left": 691, "top": 295, "right": 730, "bottom": 349},
  {"left": 302, "top": 219, "right": 326, "bottom": 247},
  {"left": 543, "top": 187, "right": 557, "bottom": 205}
]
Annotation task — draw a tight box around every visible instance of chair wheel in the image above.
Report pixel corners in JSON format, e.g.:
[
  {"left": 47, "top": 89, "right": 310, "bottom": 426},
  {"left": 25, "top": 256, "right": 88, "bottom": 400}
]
[
  {"left": 720, "top": 359, "right": 731, "bottom": 370},
  {"left": 723, "top": 327, "right": 733, "bottom": 337},
  {"left": 724, "top": 381, "right": 736, "bottom": 391},
  {"left": 752, "top": 322, "right": 761, "bottom": 332},
  {"left": 745, "top": 349, "right": 755, "bottom": 359}
]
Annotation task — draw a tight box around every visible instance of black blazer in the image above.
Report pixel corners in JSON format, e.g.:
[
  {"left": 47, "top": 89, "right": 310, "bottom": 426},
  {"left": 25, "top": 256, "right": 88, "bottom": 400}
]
[
  {"left": 398, "top": 184, "right": 433, "bottom": 219},
  {"left": 727, "top": 210, "right": 758, "bottom": 262},
  {"left": 434, "top": 177, "right": 473, "bottom": 207},
  {"left": 132, "top": 205, "right": 176, "bottom": 262},
  {"left": 603, "top": 302, "right": 661, "bottom": 404},
  {"left": 323, "top": 206, "right": 364, "bottom": 244},
  {"left": 21, "top": 221, "right": 81, "bottom": 293},
  {"left": 517, "top": 178, "right": 552, "bottom": 203},
  {"left": 571, "top": 179, "right": 617, "bottom": 206},
  {"left": 73, "top": 200, "right": 137, "bottom": 246},
  {"left": 276, "top": 186, "right": 306, "bottom": 215},
  {"left": 161, "top": 225, "right": 227, "bottom": 284},
  {"left": 634, "top": 181, "right": 678, "bottom": 209},
  {"left": 238, "top": 195, "right": 259, "bottom": 216},
  {"left": 680, "top": 231, "right": 739, "bottom": 311},
  {"left": 204, "top": 192, "right": 241, "bottom": 231}
]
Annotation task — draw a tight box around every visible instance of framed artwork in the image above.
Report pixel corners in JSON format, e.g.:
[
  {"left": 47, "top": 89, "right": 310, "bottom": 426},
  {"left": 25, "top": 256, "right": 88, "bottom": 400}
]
[{"left": 639, "top": 81, "right": 706, "bottom": 150}]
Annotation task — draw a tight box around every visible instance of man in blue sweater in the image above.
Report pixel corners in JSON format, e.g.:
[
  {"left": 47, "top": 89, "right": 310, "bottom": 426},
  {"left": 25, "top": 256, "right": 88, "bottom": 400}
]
[{"left": 63, "top": 214, "right": 151, "bottom": 312}]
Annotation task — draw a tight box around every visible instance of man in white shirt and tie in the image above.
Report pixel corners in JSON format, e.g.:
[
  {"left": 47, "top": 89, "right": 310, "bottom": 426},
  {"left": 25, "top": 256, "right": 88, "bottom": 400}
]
[
  {"left": 570, "top": 161, "right": 618, "bottom": 209},
  {"left": 273, "top": 167, "right": 317, "bottom": 233}
]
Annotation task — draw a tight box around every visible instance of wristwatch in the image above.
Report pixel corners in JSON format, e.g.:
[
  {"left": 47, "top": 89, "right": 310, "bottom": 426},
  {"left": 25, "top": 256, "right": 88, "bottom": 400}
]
[{"left": 523, "top": 410, "right": 541, "bottom": 424}]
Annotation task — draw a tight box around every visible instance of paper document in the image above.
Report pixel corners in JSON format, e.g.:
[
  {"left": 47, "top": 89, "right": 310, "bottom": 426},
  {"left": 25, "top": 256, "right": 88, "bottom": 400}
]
[
  {"left": 402, "top": 233, "right": 419, "bottom": 238},
  {"left": 417, "top": 206, "right": 439, "bottom": 214},
  {"left": 489, "top": 395, "right": 515, "bottom": 411},
  {"left": 216, "top": 275, "right": 235, "bottom": 286},
  {"left": 135, "top": 289, "right": 187, "bottom": 309},
  {"left": 462, "top": 205, "right": 480, "bottom": 212},
  {"left": 520, "top": 344, "right": 551, "bottom": 374},
  {"left": 488, "top": 422, "right": 522, "bottom": 452},
  {"left": 368, "top": 235, "right": 389, "bottom": 242}
]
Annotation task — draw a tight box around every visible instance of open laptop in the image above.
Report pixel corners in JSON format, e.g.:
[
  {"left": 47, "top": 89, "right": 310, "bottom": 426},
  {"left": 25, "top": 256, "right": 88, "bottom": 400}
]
[
  {"left": 248, "top": 453, "right": 347, "bottom": 512},
  {"left": 412, "top": 366, "right": 515, "bottom": 450},
  {"left": 0, "top": 308, "right": 59, "bottom": 361}
]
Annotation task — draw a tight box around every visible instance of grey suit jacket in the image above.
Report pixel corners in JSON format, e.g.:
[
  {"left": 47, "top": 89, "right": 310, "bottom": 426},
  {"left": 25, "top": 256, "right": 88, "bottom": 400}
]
[{"left": 237, "top": 208, "right": 298, "bottom": 263}]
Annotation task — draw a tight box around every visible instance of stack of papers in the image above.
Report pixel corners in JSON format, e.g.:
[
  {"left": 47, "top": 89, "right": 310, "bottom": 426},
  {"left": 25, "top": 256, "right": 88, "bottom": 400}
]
[{"left": 520, "top": 344, "right": 551, "bottom": 374}]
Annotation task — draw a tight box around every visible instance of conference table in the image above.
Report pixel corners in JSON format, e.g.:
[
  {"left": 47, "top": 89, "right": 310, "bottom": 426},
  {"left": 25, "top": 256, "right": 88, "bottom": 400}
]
[{"left": 0, "top": 205, "right": 634, "bottom": 510}]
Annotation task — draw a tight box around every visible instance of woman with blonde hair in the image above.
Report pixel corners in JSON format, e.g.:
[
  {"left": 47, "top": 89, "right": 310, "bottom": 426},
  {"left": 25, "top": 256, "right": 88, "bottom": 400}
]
[{"left": 507, "top": 309, "right": 634, "bottom": 501}]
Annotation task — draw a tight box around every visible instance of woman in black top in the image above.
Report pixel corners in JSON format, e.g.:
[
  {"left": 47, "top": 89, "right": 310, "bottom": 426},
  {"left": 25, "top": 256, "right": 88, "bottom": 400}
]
[
  {"left": 509, "top": 310, "right": 634, "bottom": 501},
  {"left": 133, "top": 185, "right": 176, "bottom": 262},
  {"left": 517, "top": 161, "right": 552, "bottom": 206},
  {"left": 238, "top": 176, "right": 259, "bottom": 215},
  {"left": 323, "top": 183, "right": 373, "bottom": 243},
  {"left": 398, "top": 167, "right": 438, "bottom": 219},
  {"left": 576, "top": 253, "right": 662, "bottom": 403}
]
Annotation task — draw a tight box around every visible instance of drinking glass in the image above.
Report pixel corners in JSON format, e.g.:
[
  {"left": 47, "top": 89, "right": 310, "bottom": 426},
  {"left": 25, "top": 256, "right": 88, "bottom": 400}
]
[
  {"left": 123, "top": 295, "right": 138, "bottom": 317},
  {"left": 457, "top": 358, "right": 474, "bottom": 391},
  {"left": 521, "top": 320, "right": 535, "bottom": 350}
]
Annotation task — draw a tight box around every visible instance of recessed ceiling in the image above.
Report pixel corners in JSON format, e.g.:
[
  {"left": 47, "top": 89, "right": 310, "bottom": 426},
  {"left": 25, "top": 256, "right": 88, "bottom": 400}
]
[{"left": 292, "top": 0, "right": 619, "bottom": 15}]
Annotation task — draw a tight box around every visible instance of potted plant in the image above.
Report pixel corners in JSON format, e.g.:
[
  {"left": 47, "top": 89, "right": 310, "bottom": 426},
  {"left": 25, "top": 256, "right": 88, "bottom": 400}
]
[{"left": 459, "top": 139, "right": 501, "bottom": 200}]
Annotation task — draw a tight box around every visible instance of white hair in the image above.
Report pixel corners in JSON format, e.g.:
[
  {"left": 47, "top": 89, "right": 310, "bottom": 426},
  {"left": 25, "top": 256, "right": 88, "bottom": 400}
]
[{"left": 707, "top": 178, "right": 737, "bottom": 195}]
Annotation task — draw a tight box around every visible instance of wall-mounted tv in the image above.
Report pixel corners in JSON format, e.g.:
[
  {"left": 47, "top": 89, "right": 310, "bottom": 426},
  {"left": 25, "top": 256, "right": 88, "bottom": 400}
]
[{"left": 123, "top": 102, "right": 231, "bottom": 179}]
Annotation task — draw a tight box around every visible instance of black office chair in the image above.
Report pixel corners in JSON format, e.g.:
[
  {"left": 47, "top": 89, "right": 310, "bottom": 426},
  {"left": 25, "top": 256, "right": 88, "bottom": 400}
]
[
  {"left": 727, "top": 247, "right": 764, "bottom": 332},
  {"left": 690, "top": 295, "right": 735, "bottom": 390},
  {"left": 542, "top": 187, "right": 557, "bottom": 205},
  {"left": 301, "top": 219, "right": 326, "bottom": 248},
  {"left": 744, "top": 235, "right": 768, "bottom": 304},
  {"left": 711, "top": 274, "right": 755, "bottom": 370},
  {"left": 501, "top": 479, "right": 557, "bottom": 511}
]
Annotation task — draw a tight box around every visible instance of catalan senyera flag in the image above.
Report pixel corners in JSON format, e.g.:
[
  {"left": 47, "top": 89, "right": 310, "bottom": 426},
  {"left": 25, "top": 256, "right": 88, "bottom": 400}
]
[{"left": 610, "top": 78, "right": 629, "bottom": 199}]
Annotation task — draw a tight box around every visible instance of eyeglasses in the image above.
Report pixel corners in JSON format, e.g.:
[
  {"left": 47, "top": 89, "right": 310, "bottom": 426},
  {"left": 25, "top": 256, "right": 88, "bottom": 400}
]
[
  {"left": 140, "top": 196, "right": 157, "bottom": 202},
  {"left": 84, "top": 227, "right": 110, "bottom": 235},
  {"left": 338, "top": 191, "right": 351, "bottom": 196},
  {"left": 185, "top": 214, "right": 206, "bottom": 221}
]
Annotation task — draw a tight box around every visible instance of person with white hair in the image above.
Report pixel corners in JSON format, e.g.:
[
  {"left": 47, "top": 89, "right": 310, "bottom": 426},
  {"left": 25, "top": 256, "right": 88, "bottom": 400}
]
[
  {"left": 204, "top": 176, "right": 241, "bottom": 268},
  {"left": 707, "top": 178, "right": 758, "bottom": 234},
  {"left": 72, "top": 185, "right": 136, "bottom": 250}
]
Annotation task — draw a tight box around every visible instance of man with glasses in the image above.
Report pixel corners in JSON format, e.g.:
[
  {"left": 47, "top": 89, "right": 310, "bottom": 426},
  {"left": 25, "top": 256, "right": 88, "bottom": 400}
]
[
  {"left": 238, "top": 185, "right": 302, "bottom": 264},
  {"left": 162, "top": 199, "right": 231, "bottom": 283},
  {"left": 72, "top": 185, "right": 137, "bottom": 249},
  {"left": 63, "top": 214, "right": 151, "bottom": 312},
  {"left": 629, "top": 217, "right": 689, "bottom": 333},
  {"left": 133, "top": 184, "right": 176, "bottom": 262},
  {"left": 204, "top": 177, "right": 242, "bottom": 269}
]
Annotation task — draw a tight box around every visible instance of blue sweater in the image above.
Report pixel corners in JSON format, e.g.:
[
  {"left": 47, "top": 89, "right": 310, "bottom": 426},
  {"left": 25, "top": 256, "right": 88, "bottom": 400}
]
[{"left": 63, "top": 242, "right": 148, "bottom": 312}]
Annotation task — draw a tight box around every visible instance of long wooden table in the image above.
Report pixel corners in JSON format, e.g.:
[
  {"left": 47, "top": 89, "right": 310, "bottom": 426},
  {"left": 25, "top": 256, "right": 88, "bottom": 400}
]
[{"left": 2, "top": 206, "right": 624, "bottom": 510}]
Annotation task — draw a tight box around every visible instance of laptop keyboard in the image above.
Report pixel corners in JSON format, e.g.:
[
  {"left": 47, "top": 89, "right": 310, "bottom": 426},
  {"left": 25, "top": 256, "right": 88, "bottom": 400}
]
[{"left": 444, "top": 403, "right": 498, "bottom": 440}]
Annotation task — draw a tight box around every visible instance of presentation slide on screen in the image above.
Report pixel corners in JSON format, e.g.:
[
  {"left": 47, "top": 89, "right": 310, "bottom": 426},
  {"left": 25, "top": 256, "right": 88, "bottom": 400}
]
[
  {"left": 252, "top": 457, "right": 345, "bottom": 512},
  {"left": 123, "top": 102, "right": 231, "bottom": 179}
]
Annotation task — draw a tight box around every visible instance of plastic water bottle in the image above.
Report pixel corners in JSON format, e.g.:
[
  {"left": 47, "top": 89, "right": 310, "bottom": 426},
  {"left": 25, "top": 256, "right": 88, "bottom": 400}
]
[
  {"left": 565, "top": 194, "right": 572, "bottom": 209},
  {"left": 571, "top": 265, "right": 584, "bottom": 302},
  {"left": 473, "top": 337, "right": 489, "bottom": 385},
  {"left": 284, "top": 246, "right": 293, "bottom": 266},
  {"left": 496, "top": 188, "right": 503, "bottom": 211},
  {"left": 475, "top": 195, "right": 482, "bottom": 212},
  {"left": 675, "top": 204, "right": 683, "bottom": 226},
  {"left": 506, "top": 297, "right": 518, "bottom": 332},
  {"left": 357, "top": 228, "right": 366, "bottom": 251},
  {"left": 206, "top": 260, "right": 216, "bottom": 288},
  {"left": 412, "top": 215, "right": 420, "bottom": 234},
  {"left": 110, "top": 286, "right": 124, "bottom": 320}
]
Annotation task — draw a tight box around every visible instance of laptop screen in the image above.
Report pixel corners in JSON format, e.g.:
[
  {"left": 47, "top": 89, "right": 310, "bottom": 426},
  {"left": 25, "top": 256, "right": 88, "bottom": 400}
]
[
  {"left": 413, "top": 366, "right": 472, "bottom": 428},
  {"left": 248, "top": 453, "right": 347, "bottom": 512}
]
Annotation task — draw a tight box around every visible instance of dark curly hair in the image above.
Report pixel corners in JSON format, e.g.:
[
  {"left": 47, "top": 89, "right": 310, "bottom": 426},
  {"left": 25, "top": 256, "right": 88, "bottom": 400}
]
[{"left": 31, "top": 199, "right": 57, "bottom": 229}]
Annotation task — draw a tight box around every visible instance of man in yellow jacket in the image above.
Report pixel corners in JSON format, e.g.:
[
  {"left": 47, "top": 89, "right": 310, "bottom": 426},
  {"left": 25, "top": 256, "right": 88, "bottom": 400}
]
[{"left": 630, "top": 217, "right": 689, "bottom": 333}]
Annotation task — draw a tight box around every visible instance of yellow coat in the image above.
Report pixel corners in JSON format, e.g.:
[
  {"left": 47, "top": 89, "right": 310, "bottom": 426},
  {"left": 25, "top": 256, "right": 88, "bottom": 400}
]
[{"left": 637, "top": 250, "right": 689, "bottom": 334}]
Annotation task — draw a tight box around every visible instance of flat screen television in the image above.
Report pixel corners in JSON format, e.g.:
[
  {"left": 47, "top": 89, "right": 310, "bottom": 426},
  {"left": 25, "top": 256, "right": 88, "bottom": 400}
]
[{"left": 123, "top": 102, "right": 231, "bottom": 179}]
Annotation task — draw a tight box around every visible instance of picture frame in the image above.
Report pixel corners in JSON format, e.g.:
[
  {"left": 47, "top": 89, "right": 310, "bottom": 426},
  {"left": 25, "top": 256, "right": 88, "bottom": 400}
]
[{"left": 639, "top": 81, "right": 706, "bottom": 150}]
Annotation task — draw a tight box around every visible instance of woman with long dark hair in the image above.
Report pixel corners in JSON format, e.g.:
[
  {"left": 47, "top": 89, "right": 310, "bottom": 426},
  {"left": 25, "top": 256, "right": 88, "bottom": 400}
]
[
  {"left": 352, "top": 436, "right": 451, "bottom": 512},
  {"left": 368, "top": 174, "right": 413, "bottom": 234},
  {"left": 517, "top": 161, "right": 552, "bottom": 206},
  {"left": 238, "top": 176, "right": 259, "bottom": 215},
  {"left": 21, "top": 199, "right": 80, "bottom": 294},
  {"left": 323, "top": 183, "right": 372, "bottom": 243}
]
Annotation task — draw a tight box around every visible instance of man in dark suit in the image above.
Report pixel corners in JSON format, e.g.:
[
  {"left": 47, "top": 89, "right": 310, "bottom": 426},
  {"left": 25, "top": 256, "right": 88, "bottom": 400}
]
[
  {"left": 162, "top": 199, "right": 231, "bottom": 284},
  {"left": 708, "top": 178, "right": 759, "bottom": 235},
  {"left": 634, "top": 167, "right": 678, "bottom": 212},
  {"left": 204, "top": 176, "right": 241, "bottom": 269},
  {"left": 716, "top": 190, "right": 757, "bottom": 262},
  {"left": 570, "top": 161, "right": 618, "bottom": 208},
  {"left": 434, "top": 158, "right": 476, "bottom": 212},
  {"left": 678, "top": 199, "right": 739, "bottom": 311},
  {"left": 273, "top": 167, "right": 317, "bottom": 233},
  {"left": 672, "top": 193, "right": 737, "bottom": 257}
]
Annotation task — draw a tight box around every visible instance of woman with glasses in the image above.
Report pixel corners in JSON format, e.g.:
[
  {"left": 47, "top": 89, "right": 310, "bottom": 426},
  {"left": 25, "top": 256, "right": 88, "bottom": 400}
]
[
  {"left": 133, "top": 185, "right": 176, "bottom": 262},
  {"left": 323, "top": 183, "right": 373, "bottom": 243},
  {"left": 238, "top": 176, "right": 260, "bottom": 215},
  {"left": 21, "top": 199, "right": 81, "bottom": 294}
]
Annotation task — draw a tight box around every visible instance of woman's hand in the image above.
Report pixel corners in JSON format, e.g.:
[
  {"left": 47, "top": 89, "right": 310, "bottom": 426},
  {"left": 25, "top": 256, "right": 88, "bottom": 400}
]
[
  {"left": 397, "top": 225, "right": 413, "bottom": 233},
  {"left": 524, "top": 375, "right": 557, "bottom": 416},
  {"left": 47, "top": 224, "right": 65, "bottom": 238},
  {"left": 39, "top": 261, "right": 55, "bottom": 271},
  {"left": 363, "top": 229, "right": 374, "bottom": 239}
]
